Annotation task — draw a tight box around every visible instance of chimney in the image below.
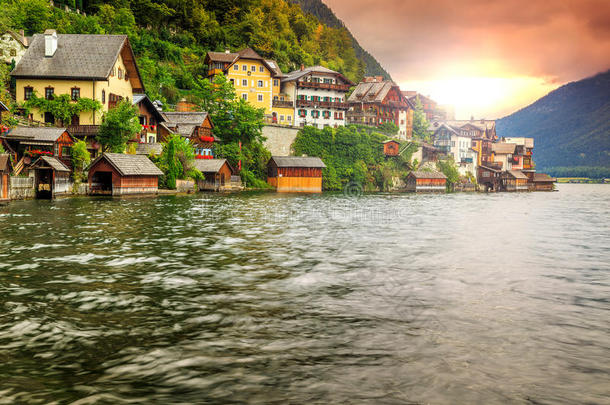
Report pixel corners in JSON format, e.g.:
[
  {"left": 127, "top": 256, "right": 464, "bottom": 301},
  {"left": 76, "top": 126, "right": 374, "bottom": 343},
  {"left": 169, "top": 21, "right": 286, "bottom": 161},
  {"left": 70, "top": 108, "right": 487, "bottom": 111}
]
[
  {"left": 300, "top": 64, "right": 304, "bottom": 71},
  {"left": 44, "top": 29, "right": 57, "bottom": 57},
  {"left": 225, "top": 48, "right": 230, "bottom": 54}
]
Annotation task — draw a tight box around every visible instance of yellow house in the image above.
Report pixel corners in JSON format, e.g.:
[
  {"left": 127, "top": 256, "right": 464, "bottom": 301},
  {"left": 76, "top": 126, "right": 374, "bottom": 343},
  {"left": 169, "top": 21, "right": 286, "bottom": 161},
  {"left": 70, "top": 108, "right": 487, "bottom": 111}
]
[
  {"left": 11, "top": 29, "right": 144, "bottom": 126},
  {"left": 205, "top": 48, "right": 291, "bottom": 123}
]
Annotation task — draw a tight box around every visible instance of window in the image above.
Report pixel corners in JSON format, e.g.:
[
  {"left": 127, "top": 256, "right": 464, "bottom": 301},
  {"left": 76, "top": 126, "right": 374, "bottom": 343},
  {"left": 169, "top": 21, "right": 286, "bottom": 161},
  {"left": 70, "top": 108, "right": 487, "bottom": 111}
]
[
  {"left": 234, "top": 64, "right": 239, "bottom": 70},
  {"left": 299, "top": 109, "right": 306, "bottom": 117},
  {"left": 101, "top": 90, "right": 106, "bottom": 104},
  {"left": 10, "top": 49, "right": 16, "bottom": 57},
  {"left": 251, "top": 65, "right": 256, "bottom": 72},
  {"left": 259, "top": 66, "right": 264, "bottom": 72},
  {"left": 242, "top": 79, "right": 248, "bottom": 86},
  {"left": 61, "top": 146, "right": 71, "bottom": 156},
  {"left": 118, "top": 68, "right": 123, "bottom": 79},
  {"left": 24, "top": 87, "right": 33, "bottom": 100},
  {"left": 287, "top": 115, "right": 291, "bottom": 122},
  {"left": 71, "top": 87, "right": 80, "bottom": 101},
  {"left": 311, "top": 110, "right": 319, "bottom": 118},
  {"left": 242, "top": 93, "right": 248, "bottom": 101},
  {"left": 451, "top": 141, "right": 456, "bottom": 147},
  {"left": 257, "top": 94, "right": 263, "bottom": 102},
  {"left": 45, "top": 87, "right": 54, "bottom": 100},
  {"left": 280, "top": 115, "right": 284, "bottom": 121},
  {"left": 257, "top": 80, "right": 263, "bottom": 87},
  {"left": 242, "top": 64, "right": 247, "bottom": 71},
  {"left": 149, "top": 136, "right": 155, "bottom": 143},
  {"left": 273, "top": 79, "right": 278, "bottom": 86},
  {"left": 139, "top": 115, "right": 147, "bottom": 125}
]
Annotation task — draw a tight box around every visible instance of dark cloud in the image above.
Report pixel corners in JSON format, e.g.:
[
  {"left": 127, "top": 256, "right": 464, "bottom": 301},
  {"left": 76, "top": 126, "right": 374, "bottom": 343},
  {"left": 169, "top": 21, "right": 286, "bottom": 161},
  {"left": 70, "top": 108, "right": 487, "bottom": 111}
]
[{"left": 324, "top": 0, "right": 610, "bottom": 83}]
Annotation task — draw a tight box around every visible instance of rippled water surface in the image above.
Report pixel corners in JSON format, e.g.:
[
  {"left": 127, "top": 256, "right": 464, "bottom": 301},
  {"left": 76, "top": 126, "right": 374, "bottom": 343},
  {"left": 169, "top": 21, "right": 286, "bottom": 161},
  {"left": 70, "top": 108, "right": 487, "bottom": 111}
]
[{"left": 0, "top": 184, "right": 608, "bottom": 404}]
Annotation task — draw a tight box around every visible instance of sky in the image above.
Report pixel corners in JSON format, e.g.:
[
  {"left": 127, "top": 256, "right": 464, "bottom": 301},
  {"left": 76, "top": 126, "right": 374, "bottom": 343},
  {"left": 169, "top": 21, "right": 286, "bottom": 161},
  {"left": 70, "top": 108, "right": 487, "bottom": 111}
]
[{"left": 323, "top": 0, "right": 610, "bottom": 119}]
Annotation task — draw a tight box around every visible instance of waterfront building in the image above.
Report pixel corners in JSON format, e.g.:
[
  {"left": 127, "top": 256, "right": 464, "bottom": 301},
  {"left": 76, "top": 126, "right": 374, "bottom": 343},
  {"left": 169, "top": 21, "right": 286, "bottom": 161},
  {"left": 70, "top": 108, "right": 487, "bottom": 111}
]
[
  {"left": 403, "top": 92, "right": 438, "bottom": 121},
  {"left": 267, "top": 156, "right": 326, "bottom": 193},
  {"left": 405, "top": 170, "right": 447, "bottom": 192},
  {"left": 88, "top": 153, "right": 163, "bottom": 195},
  {"left": 11, "top": 30, "right": 144, "bottom": 126},
  {"left": 193, "top": 159, "right": 236, "bottom": 191},
  {"left": 347, "top": 77, "right": 414, "bottom": 139},
  {"left": 432, "top": 123, "right": 478, "bottom": 176},
  {"left": 280, "top": 65, "right": 353, "bottom": 128},
  {"left": 501, "top": 169, "right": 529, "bottom": 191},
  {"left": 30, "top": 155, "right": 71, "bottom": 198},
  {"left": 0, "top": 154, "right": 10, "bottom": 202},
  {"left": 531, "top": 173, "right": 556, "bottom": 191},
  {"left": 205, "top": 48, "right": 284, "bottom": 118}
]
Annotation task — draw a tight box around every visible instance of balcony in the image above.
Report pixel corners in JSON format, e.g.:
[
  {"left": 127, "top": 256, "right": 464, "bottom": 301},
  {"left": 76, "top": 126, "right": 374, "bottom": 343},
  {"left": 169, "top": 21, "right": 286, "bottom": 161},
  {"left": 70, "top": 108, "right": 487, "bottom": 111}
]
[
  {"left": 66, "top": 125, "right": 100, "bottom": 137},
  {"left": 296, "top": 81, "right": 352, "bottom": 91},
  {"left": 272, "top": 100, "right": 294, "bottom": 108},
  {"left": 296, "top": 99, "right": 349, "bottom": 109}
]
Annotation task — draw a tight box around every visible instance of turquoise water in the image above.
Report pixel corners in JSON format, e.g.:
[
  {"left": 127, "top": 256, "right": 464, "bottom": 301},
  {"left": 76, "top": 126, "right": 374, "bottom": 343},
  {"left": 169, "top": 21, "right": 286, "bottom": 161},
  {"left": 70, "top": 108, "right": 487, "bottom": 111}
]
[{"left": 0, "top": 184, "right": 608, "bottom": 404}]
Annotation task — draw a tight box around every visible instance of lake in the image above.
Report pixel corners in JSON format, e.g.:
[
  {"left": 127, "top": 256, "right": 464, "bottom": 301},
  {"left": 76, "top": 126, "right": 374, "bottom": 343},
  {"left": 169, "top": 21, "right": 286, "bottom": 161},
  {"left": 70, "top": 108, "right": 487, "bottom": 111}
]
[{"left": 0, "top": 184, "right": 608, "bottom": 404}]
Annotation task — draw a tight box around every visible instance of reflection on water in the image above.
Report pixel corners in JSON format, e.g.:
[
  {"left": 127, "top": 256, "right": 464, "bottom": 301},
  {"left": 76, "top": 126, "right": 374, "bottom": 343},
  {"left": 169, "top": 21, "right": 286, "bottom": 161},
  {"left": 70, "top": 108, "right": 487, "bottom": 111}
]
[{"left": 0, "top": 184, "right": 608, "bottom": 404}]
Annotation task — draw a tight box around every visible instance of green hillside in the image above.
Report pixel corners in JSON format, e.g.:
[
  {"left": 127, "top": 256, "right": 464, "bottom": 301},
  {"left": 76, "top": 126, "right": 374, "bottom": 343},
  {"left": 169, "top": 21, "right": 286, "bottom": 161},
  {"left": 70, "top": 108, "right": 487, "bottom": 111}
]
[
  {"left": 0, "top": 0, "right": 372, "bottom": 106},
  {"left": 291, "top": 0, "right": 393, "bottom": 80},
  {"left": 496, "top": 70, "right": 610, "bottom": 174}
]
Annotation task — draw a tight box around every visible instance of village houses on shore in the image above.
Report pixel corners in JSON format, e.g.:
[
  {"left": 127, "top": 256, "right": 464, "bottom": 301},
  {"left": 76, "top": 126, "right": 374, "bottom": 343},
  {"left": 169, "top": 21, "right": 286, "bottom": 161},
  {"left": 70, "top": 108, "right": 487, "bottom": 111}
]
[{"left": 0, "top": 30, "right": 555, "bottom": 199}]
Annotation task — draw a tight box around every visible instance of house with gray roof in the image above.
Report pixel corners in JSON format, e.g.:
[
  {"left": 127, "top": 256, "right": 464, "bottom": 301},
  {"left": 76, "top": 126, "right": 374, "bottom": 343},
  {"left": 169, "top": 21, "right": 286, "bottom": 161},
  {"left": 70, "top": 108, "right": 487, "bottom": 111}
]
[
  {"left": 267, "top": 156, "right": 326, "bottom": 193},
  {"left": 87, "top": 153, "right": 163, "bottom": 196},
  {"left": 347, "top": 76, "right": 415, "bottom": 139},
  {"left": 11, "top": 30, "right": 144, "bottom": 127}
]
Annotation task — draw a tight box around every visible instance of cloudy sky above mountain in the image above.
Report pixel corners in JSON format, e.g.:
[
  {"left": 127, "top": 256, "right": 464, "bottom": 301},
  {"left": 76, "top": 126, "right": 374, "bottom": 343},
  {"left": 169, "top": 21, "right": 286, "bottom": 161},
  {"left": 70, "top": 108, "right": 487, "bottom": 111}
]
[{"left": 323, "top": 0, "right": 610, "bottom": 119}]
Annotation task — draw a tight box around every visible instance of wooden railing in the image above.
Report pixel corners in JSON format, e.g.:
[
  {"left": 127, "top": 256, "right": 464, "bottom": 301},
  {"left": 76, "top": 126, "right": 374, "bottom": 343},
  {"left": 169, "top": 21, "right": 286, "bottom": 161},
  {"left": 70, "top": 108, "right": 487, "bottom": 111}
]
[
  {"left": 272, "top": 100, "right": 294, "bottom": 108},
  {"left": 66, "top": 125, "right": 100, "bottom": 137},
  {"left": 297, "top": 81, "right": 352, "bottom": 91}
]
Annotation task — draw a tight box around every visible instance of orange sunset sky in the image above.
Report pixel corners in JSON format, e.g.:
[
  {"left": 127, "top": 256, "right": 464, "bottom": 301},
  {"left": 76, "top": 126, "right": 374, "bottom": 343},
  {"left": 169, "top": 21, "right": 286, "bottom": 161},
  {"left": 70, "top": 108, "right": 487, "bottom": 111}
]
[{"left": 323, "top": 0, "right": 610, "bottom": 119}]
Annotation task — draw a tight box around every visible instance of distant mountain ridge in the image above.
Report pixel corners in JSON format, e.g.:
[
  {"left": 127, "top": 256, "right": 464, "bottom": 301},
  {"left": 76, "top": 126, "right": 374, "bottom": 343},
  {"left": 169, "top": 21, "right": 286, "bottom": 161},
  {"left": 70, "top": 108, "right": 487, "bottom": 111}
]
[
  {"left": 496, "top": 70, "right": 610, "bottom": 170},
  {"left": 292, "top": 0, "right": 393, "bottom": 81}
]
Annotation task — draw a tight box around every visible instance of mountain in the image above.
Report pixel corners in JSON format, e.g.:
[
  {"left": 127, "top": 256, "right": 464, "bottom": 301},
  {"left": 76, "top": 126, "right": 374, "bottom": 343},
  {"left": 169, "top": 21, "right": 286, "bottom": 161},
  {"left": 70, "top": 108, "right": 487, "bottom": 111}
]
[
  {"left": 496, "top": 70, "right": 610, "bottom": 171},
  {"left": 291, "top": 0, "right": 393, "bottom": 80}
]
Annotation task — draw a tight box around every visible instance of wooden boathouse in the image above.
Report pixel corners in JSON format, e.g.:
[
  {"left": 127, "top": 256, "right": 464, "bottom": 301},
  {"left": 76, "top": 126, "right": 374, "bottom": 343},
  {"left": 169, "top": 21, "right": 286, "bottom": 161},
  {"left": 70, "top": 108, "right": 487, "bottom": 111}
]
[
  {"left": 0, "top": 154, "right": 10, "bottom": 203},
  {"left": 193, "top": 158, "right": 234, "bottom": 191},
  {"left": 267, "top": 156, "right": 326, "bottom": 193},
  {"left": 88, "top": 153, "right": 163, "bottom": 195},
  {"left": 405, "top": 170, "right": 447, "bottom": 192},
  {"left": 501, "top": 170, "right": 529, "bottom": 191},
  {"left": 530, "top": 173, "right": 556, "bottom": 191}
]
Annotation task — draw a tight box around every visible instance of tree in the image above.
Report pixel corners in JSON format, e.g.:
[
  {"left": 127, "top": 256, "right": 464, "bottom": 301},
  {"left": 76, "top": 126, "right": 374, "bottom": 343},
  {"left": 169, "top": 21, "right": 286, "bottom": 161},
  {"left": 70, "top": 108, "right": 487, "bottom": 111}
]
[
  {"left": 412, "top": 96, "right": 431, "bottom": 140},
  {"left": 159, "top": 134, "right": 200, "bottom": 189},
  {"left": 193, "top": 73, "right": 265, "bottom": 144},
  {"left": 97, "top": 100, "right": 141, "bottom": 153},
  {"left": 71, "top": 140, "right": 90, "bottom": 173},
  {"left": 437, "top": 157, "right": 460, "bottom": 192}
]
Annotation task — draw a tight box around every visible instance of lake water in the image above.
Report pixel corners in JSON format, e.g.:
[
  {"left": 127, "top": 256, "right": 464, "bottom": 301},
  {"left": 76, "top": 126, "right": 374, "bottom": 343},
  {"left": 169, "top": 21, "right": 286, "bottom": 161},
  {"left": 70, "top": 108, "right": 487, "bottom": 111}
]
[{"left": 0, "top": 184, "right": 608, "bottom": 404}]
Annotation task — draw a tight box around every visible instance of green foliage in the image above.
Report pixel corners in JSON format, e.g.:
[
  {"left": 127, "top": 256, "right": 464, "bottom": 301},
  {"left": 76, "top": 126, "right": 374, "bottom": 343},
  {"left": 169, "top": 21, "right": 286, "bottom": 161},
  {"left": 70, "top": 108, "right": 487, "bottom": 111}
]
[
  {"left": 412, "top": 96, "right": 431, "bottom": 141},
  {"left": 23, "top": 93, "right": 101, "bottom": 125},
  {"left": 97, "top": 100, "right": 141, "bottom": 153},
  {"left": 159, "top": 133, "right": 199, "bottom": 189},
  {"left": 71, "top": 140, "right": 90, "bottom": 172},
  {"left": 0, "top": 0, "right": 374, "bottom": 107},
  {"left": 377, "top": 122, "right": 399, "bottom": 135},
  {"left": 293, "top": 125, "right": 413, "bottom": 191},
  {"left": 436, "top": 158, "right": 460, "bottom": 192},
  {"left": 0, "top": 143, "right": 5, "bottom": 154},
  {"left": 193, "top": 73, "right": 265, "bottom": 144},
  {"left": 546, "top": 166, "right": 610, "bottom": 179}
]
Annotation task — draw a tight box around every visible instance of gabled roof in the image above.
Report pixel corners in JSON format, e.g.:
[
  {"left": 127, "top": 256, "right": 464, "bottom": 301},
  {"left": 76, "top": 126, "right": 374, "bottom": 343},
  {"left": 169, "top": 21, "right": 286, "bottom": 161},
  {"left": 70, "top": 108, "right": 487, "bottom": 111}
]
[
  {"left": 206, "top": 48, "right": 283, "bottom": 77},
  {"left": 193, "top": 158, "right": 231, "bottom": 173},
  {"left": 505, "top": 170, "right": 528, "bottom": 180},
  {"left": 492, "top": 143, "right": 517, "bottom": 154},
  {"left": 11, "top": 33, "right": 144, "bottom": 90},
  {"left": 161, "top": 111, "right": 211, "bottom": 137},
  {"left": 533, "top": 173, "right": 557, "bottom": 182},
  {"left": 348, "top": 81, "right": 395, "bottom": 103},
  {"left": 132, "top": 94, "right": 165, "bottom": 123},
  {"left": 135, "top": 143, "right": 163, "bottom": 156},
  {"left": 2, "top": 30, "right": 28, "bottom": 47},
  {"left": 270, "top": 156, "right": 326, "bottom": 168},
  {"left": 429, "top": 119, "right": 495, "bottom": 132},
  {"left": 409, "top": 170, "right": 447, "bottom": 179},
  {"left": 282, "top": 65, "right": 354, "bottom": 85},
  {"left": 382, "top": 139, "right": 400, "bottom": 144},
  {"left": 90, "top": 153, "right": 163, "bottom": 176},
  {"left": 433, "top": 123, "right": 459, "bottom": 136},
  {"left": 3, "top": 127, "right": 71, "bottom": 142},
  {"left": 38, "top": 156, "right": 70, "bottom": 172}
]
